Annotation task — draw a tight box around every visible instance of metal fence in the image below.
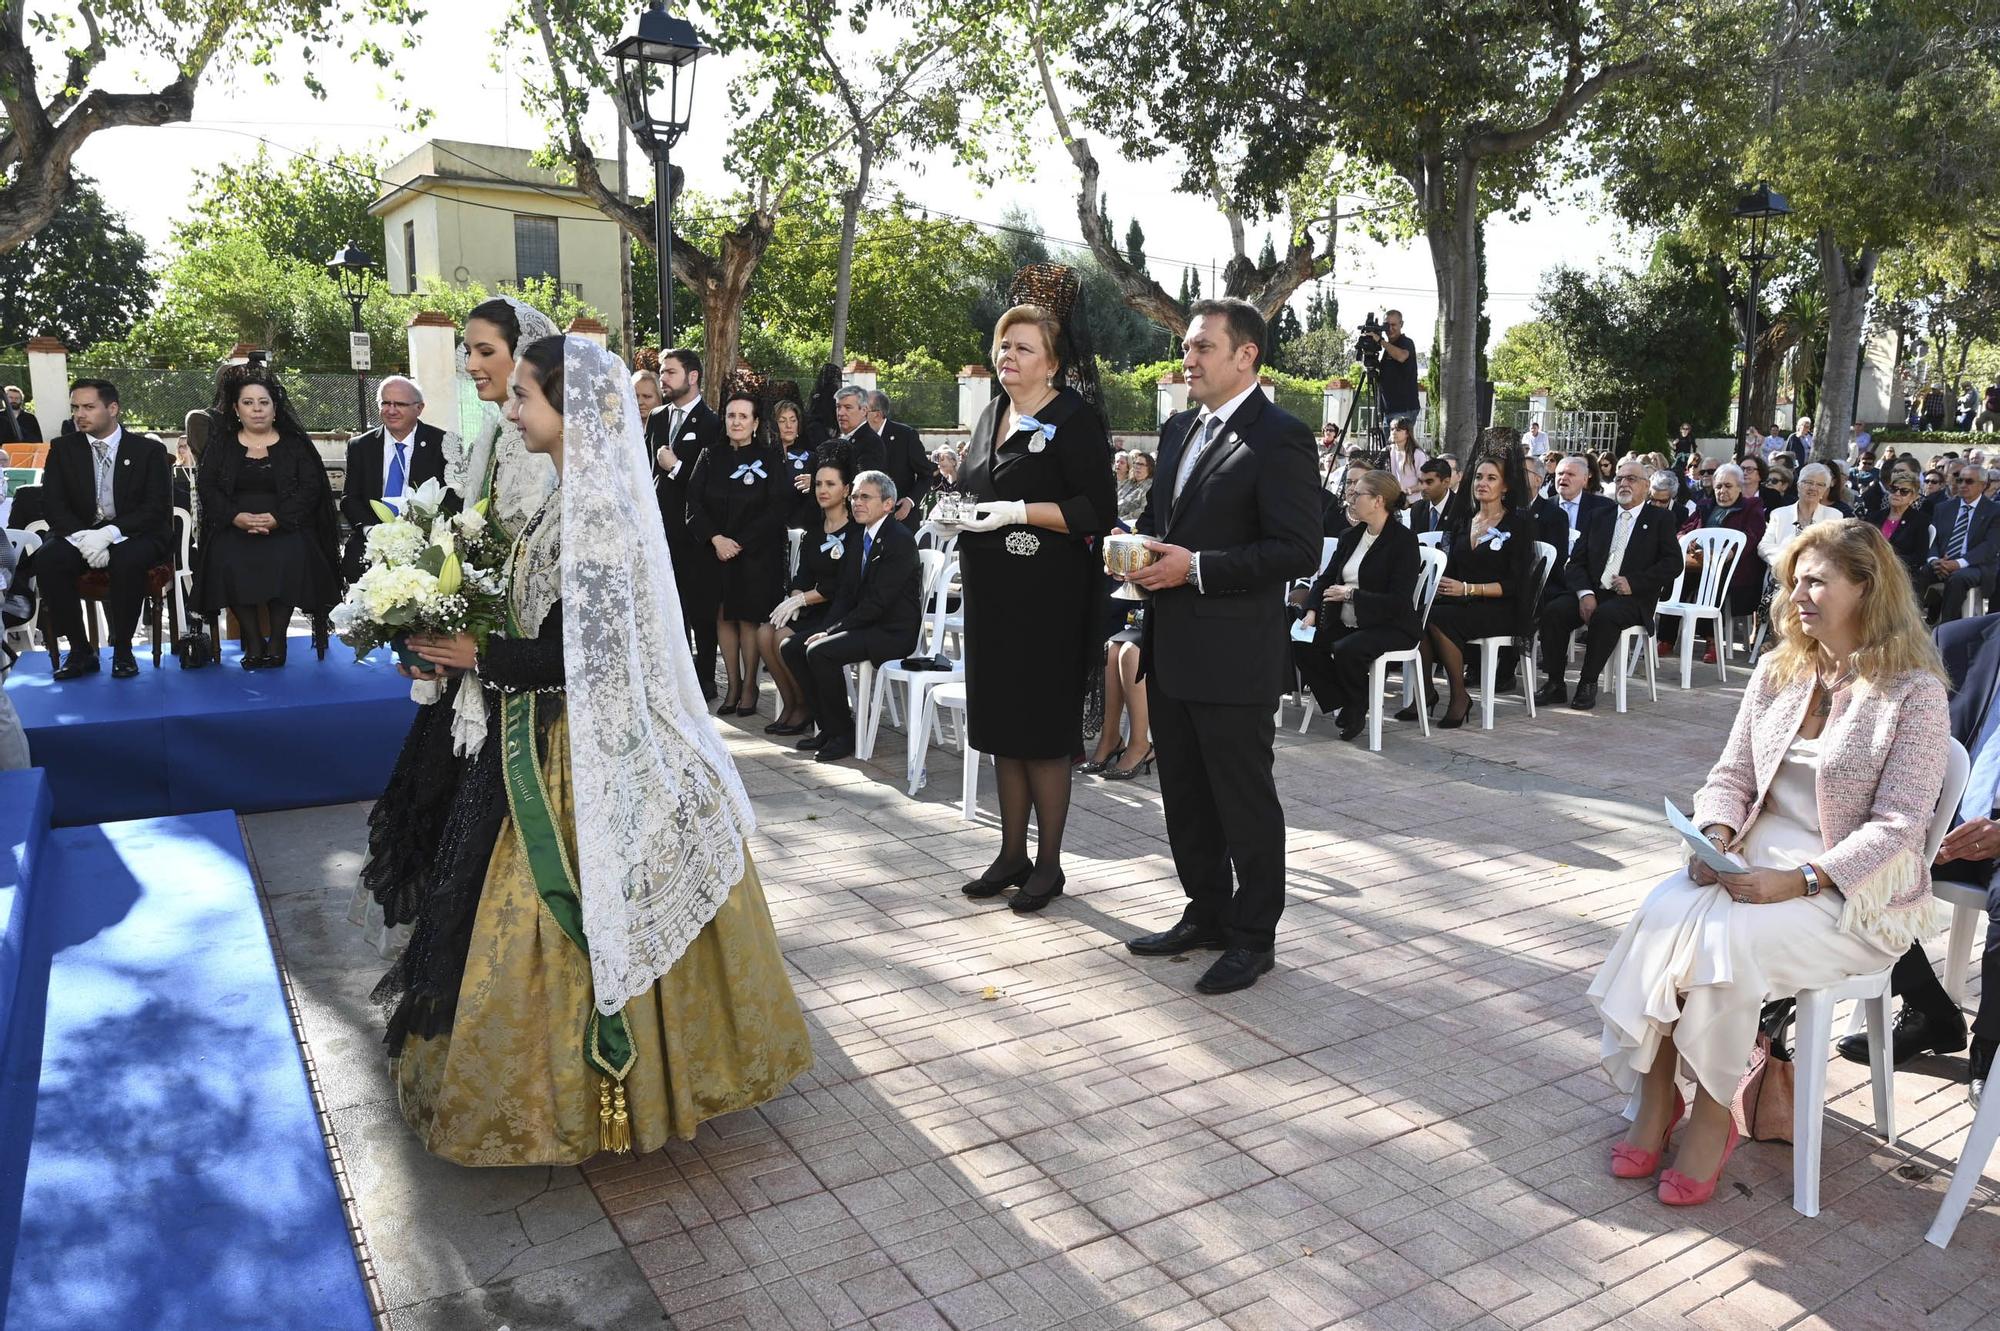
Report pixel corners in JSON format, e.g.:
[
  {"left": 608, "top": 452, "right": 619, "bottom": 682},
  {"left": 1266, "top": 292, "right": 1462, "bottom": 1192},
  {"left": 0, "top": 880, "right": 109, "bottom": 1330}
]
[
  {"left": 1503, "top": 407, "right": 1619, "bottom": 454},
  {"left": 79, "top": 368, "right": 383, "bottom": 433},
  {"left": 875, "top": 379, "right": 957, "bottom": 431}
]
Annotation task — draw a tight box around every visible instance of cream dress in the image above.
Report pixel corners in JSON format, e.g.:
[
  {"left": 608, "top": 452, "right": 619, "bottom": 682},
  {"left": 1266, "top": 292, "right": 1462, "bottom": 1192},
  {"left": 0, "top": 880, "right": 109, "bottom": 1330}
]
[{"left": 1589, "top": 736, "right": 1905, "bottom": 1104}]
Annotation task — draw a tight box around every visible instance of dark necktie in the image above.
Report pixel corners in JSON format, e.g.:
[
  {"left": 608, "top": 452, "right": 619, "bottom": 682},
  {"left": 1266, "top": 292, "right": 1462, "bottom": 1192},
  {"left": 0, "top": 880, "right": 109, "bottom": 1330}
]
[
  {"left": 387, "top": 440, "right": 407, "bottom": 498},
  {"left": 862, "top": 530, "right": 874, "bottom": 566},
  {"left": 1952, "top": 502, "right": 1974, "bottom": 559}
]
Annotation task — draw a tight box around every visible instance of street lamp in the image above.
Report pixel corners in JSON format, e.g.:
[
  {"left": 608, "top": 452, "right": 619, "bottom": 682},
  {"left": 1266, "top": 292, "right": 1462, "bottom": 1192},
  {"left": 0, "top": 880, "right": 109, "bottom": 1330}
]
[
  {"left": 608, "top": 0, "right": 709, "bottom": 352},
  {"left": 1732, "top": 183, "right": 1790, "bottom": 441},
  {"left": 326, "top": 239, "right": 374, "bottom": 430}
]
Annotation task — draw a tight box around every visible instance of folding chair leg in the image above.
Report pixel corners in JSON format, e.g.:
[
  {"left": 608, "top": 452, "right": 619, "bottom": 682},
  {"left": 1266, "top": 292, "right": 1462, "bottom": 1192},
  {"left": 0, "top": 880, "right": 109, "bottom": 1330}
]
[
  {"left": 1479, "top": 642, "right": 1497, "bottom": 730},
  {"left": 1946, "top": 904, "right": 1979, "bottom": 1008},
  {"left": 1792, "top": 991, "right": 1836, "bottom": 1217},
  {"left": 1368, "top": 659, "right": 1387, "bottom": 752},
  {"left": 960, "top": 736, "right": 978, "bottom": 822},
  {"left": 1927, "top": 1082, "right": 2000, "bottom": 1248},
  {"left": 1866, "top": 992, "right": 1897, "bottom": 1144}
]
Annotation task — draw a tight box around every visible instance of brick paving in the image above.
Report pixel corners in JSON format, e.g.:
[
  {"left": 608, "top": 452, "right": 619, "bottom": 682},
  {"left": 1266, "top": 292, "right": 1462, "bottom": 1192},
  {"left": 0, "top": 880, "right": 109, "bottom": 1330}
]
[{"left": 252, "top": 668, "right": 2000, "bottom": 1330}]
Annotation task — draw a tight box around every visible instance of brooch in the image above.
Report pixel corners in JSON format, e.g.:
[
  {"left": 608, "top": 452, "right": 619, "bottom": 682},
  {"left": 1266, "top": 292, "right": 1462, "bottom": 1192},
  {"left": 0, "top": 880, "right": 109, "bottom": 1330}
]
[
  {"left": 1016, "top": 414, "right": 1057, "bottom": 454},
  {"left": 1005, "top": 530, "right": 1041, "bottom": 557}
]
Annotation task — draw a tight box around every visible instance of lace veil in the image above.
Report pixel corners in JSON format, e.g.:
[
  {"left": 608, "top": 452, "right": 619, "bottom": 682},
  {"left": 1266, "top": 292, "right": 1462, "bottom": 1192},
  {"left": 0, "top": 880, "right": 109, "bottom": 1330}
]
[{"left": 557, "top": 336, "right": 759, "bottom": 1014}]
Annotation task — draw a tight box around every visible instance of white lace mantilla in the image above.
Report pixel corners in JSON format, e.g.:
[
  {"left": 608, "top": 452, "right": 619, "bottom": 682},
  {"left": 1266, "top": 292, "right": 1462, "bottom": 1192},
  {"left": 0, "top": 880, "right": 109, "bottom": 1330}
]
[{"left": 556, "top": 337, "right": 758, "bottom": 1014}]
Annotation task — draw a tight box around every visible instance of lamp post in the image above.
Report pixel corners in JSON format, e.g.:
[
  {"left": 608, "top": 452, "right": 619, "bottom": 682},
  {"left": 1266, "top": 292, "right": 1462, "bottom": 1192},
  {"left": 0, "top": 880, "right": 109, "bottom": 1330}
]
[
  {"left": 1731, "top": 183, "right": 1791, "bottom": 441},
  {"left": 326, "top": 239, "right": 374, "bottom": 430},
  {"left": 608, "top": 0, "right": 710, "bottom": 353}
]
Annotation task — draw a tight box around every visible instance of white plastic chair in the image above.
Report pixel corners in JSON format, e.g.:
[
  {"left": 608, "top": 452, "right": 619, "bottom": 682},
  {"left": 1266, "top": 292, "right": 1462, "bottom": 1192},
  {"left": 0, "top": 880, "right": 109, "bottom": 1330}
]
[
  {"left": 3, "top": 527, "right": 38, "bottom": 667},
  {"left": 787, "top": 527, "right": 804, "bottom": 580},
  {"left": 1936, "top": 877, "right": 1989, "bottom": 1010},
  {"left": 924, "top": 681, "right": 981, "bottom": 822},
  {"left": 860, "top": 556, "right": 963, "bottom": 792},
  {"left": 913, "top": 521, "right": 959, "bottom": 562},
  {"left": 1792, "top": 738, "right": 1969, "bottom": 1219},
  {"left": 1363, "top": 547, "right": 1447, "bottom": 752},
  {"left": 869, "top": 548, "right": 951, "bottom": 733},
  {"left": 1416, "top": 530, "right": 1445, "bottom": 549},
  {"left": 1653, "top": 528, "right": 1746, "bottom": 688},
  {"left": 1469, "top": 540, "right": 1557, "bottom": 730}
]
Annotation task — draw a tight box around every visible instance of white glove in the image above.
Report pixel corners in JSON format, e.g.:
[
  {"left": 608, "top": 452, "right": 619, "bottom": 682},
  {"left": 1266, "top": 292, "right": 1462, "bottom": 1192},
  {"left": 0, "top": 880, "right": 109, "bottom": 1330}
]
[
  {"left": 958, "top": 500, "right": 1028, "bottom": 533},
  {"left": 82, "top": 540, "right": 111, "bottom": 569},
  {"left": 770, "top": 593, "right": 808, "bottom": 628}
]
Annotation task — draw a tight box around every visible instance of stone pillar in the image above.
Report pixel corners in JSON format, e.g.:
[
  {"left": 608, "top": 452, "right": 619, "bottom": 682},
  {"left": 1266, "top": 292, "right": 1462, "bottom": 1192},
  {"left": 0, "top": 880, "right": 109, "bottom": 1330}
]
[
  {"left": 1323, "top": 378, "right": 1355, "bottom": 429},
  {"left": 567, "top": 314, "right": 609, "bottom": 349},
  {"left": 224, "top": 342, "right": 262, "bottom": 365},
  {"left": 1156, "top": 372, "right": 1189, "bottom": 425},
  {"left": 407, "top": 311, "right": 459, "bottom": 432},
  {"left": 1258, "top": 374, "right": 1277, "bottom": 402},
  {"left": 24, "top": 337, "right": 68, "bottom": 420},
  {"left": 843, "top": 360, "right": 879, "bottom": 394},
  {"left": 956, "top": 365, "right": 991, "bottom": 429}
]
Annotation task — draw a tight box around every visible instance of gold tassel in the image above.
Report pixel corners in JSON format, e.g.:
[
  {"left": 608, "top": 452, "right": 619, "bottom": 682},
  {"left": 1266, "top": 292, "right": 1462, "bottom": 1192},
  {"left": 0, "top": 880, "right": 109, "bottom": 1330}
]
[{"left": 605, "top": 1080, "right": 632, "bottom": 1155}]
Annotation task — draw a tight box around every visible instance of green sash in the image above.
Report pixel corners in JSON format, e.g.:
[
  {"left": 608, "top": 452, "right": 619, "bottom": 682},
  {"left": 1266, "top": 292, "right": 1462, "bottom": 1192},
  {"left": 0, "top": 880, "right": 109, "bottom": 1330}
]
[{"left": 496, "top": 593, "right": 633, "bottom": 1083}]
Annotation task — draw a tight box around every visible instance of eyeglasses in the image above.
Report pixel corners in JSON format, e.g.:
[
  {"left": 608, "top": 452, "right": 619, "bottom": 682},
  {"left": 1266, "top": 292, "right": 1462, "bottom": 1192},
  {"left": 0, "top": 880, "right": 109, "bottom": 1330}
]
[{"left": 1892, "top": 487, "right": 1917, "bottom": 497}]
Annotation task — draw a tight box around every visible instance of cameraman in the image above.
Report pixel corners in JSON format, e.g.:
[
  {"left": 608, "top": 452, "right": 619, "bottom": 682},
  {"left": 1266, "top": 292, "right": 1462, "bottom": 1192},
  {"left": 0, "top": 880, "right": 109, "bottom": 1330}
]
[{"left": 1363, "top": 310, "right": 1420, "bottom": 431}]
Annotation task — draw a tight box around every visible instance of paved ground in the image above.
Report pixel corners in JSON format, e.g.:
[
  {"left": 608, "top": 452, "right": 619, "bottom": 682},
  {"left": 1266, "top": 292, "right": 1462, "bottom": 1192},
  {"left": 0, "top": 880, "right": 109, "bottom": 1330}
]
[{"left": 246, "top": 667, "right": 2000, "bottom": 1331}]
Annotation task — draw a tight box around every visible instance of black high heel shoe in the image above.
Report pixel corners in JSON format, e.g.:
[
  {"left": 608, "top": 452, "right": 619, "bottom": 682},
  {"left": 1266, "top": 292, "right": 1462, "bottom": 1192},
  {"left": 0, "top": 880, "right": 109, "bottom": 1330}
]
[
  {"left": 1010, "top": 870, "right": 1066, "bottom": 914},
  {"left": 716, "top": 689, "right": 742, "bottom": 715},
  {"left": 962, "top": 862, "right": 1032, "bottom": 898},
  {"left": 1438, "top": 697, "right": 1472, "bottom": 730},
  {"left": 1100, "top": 746, "right": 1155, "bottom": 781},
  {"left": 1078, "top": 746, "right": 1124, "bottom": 776},
  {"left": 1393, "top": 680, "right": 1440, "bottom": 723}
]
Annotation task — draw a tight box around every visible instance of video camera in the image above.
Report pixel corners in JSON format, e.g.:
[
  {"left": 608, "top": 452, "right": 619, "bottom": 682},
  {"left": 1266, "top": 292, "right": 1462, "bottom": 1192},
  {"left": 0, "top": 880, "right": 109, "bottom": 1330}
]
[{"left": 1354, "top": 312, "right": 1387, "bottom": 366}]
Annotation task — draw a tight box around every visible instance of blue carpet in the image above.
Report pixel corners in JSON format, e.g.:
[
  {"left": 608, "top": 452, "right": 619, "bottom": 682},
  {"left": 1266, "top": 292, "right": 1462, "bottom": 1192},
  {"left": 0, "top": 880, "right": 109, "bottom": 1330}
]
[
  {"left": 0, "top": 810, "right": 373, "bottom": 1331},
  {"left": 6, "top": 636, "right": 417, "bottom": 826},
  {"left": 0, "top": 771, "right": 50, "bottom": 1096}
]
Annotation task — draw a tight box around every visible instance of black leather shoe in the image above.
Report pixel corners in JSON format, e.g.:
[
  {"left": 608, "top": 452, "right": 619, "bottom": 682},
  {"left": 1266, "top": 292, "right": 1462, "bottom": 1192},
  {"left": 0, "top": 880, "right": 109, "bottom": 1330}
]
[
  {"left": 1836, "top": 1003, "right": 1967, "bottom": 1067},
  {"left": 1009, "top": 871, "right": 1065, "bottom": 913},
  {"left": 1195, "top": 948, "right": 1275, "bottom": 994},
  {"left": 963, "top": 862, "right": 1031, "bottom": 898},
  {"left": 111, "top": 651, "right": 139, "bottom": 679},
  {"left": 52, "top": 651, "right": 100, "bottom": 680},
  {"left": 1570, "top": 682, "right": 1599, "bottom": 711},
  {"left": 1533, "top": 680, "right": 1569, "bottom": 707},
  {"left": 814, "top": 735, "right": 855, "bottom": 763},
  {"left": 767, "top": 719, "right": 813, "bottom": 736},
  {"left": 1337, "top": 709, "right": 1366, "bottom": 741},
  {"left": 1126, "top": 918, "right": 1227, "bottom": 956},
  {"left": 1970, "top": 1038, "right": 1994, "bottom": 1108},
  {"left": 795, "top": 732, "right": 825, "bottom": 751}
]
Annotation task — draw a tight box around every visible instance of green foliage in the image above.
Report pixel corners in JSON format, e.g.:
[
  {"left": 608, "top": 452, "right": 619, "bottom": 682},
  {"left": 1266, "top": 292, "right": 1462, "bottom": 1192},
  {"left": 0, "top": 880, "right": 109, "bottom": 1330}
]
[
  {"left": 174, "top": 145, "right": 385, "bottom": 275},
  {"left": 1871, "top": 430, "right": 1984, "bottom": 445},
  {"left": 0, "top": 176, "right": 154, "bottom": 353},
  {"left": 1490, "top": 319, "right": 1562, "bottom": 392}
]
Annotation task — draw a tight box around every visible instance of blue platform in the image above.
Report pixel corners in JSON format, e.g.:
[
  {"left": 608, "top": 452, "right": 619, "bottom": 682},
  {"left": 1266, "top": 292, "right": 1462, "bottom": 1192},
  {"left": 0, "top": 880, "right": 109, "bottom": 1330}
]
[
  {"left": 5, "top": 635, "right": 417, "bottom": 826},
  {"left": 0, "top": 798, "right": 374, "bottom": 1331}
]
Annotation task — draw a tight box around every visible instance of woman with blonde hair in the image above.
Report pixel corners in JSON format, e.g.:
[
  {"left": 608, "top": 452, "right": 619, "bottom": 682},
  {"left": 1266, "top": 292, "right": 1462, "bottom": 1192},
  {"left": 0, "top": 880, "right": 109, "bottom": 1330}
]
[{"left": 1590, "top": 519, "right": 1950, "bottom": 1206}]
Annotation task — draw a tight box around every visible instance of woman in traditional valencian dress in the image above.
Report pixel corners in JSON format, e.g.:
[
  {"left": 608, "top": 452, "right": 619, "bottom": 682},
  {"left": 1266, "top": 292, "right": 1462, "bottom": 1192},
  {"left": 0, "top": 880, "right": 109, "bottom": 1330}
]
[
  {"left": 351, "top": 298, "right": 561, "bottom": 954},
  {"left": 381, "top": 334, "right": 811, "bottom": 1162}
]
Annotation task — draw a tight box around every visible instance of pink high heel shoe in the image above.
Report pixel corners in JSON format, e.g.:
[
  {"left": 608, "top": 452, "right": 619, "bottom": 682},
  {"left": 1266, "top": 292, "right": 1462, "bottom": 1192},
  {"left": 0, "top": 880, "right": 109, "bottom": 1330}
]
[
  {"left": 1609, "top": 1091, "right": 1686, "bottom": 1179},
  {"left": 1658, "top": 1119, "right": 1742, "bottom": 1206}
]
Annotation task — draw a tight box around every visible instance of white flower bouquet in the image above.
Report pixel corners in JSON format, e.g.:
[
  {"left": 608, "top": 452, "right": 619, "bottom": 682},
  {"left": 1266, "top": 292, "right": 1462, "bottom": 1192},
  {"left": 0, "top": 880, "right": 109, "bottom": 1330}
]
[{"left": 331, "top": 478, "right": 509, "bottom": 666}]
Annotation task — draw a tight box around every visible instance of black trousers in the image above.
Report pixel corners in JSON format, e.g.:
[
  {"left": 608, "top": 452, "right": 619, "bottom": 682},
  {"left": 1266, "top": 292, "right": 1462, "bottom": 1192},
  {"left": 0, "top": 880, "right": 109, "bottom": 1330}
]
[
  {"left": 779, "top": 625, "right": 910, "bottom": 740},
  {"left": 1292, "top": 623, "right": 1416, "bottom": 718},
  {"left": 1150, "top": 682, "right": 1286, "bottom": 951},
  {"left": 1915, "top": 563, "right": 1988, "bottom": 622},
  {"left": 1888, "top": 856, "right": 2000, "bottom": 1042},
  {"left": 670, "top": 533, "right": 721, "bottom": 693},
  {"left": 1537, "top": 591, "right": 1653, "bottom": 684},
  {"left": 36, "top": 531, "right": 168, "bottom": 651}
]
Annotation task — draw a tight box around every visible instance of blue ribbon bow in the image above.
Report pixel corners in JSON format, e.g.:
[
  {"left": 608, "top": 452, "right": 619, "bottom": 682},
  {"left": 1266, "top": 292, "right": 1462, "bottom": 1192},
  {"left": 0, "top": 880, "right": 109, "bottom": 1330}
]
[
  {"left": 819, "top": 532, "right": 845, "bottom": 556},
  {"left": 731, "top": 459, "right": 769, "bottom": 485},
  {"left": 788, "top": 449, "right": 811, "bottom": 470},
  {"left": 1480, "top": 527, "right": 1512, "bottom": 550},
  {"left": 1015, "top": 415, "right": 1058, "bottom": 452}
]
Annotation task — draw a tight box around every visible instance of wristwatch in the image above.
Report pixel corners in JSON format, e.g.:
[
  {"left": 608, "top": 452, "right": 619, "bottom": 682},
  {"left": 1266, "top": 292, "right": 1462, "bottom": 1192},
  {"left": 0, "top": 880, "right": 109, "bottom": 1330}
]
[{"left": 1801, "top": 863, "right": 1823, "bottom": 897}]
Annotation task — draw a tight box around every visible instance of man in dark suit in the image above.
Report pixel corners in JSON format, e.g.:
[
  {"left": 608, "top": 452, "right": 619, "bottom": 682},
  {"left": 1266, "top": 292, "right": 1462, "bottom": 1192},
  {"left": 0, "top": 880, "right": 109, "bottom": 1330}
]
[
  {"left": 37, "top": 378, "right": 172, "bottom": 679},
  {"left": 652, "top": 348, "right": 725, "bottom": 696},
  {"left": 0, "top": 386, "right": 41, "bottom": 443},
  {"left": 1533, "top": 457, "right": 1686, "bottom": 711},
  {"left": 1552, "top": 454, "right": 1614, "bottom": 537},
  {"left": 780, "top": 470, "right": 921, "bottom": 763},
  {"left": 1918, "top": 462, "right": 2000, "bottom": 623},
  {"left": 1408, "top": 457, "right": 1456, "bottom": 535},
  {"left": 1837, "top": 612, "right": 1998, "bottom": 1104},
  {"left": 833, "top": 387, "right": 888, "bottom": 476},
  {"left": 340, "top": 376, "right": 447, "bottom": 582},
  {"left": 1126, "top": 299, "right": 1321, "bottom": 995},
  {"left": 867, "top": 391, "right": 936, "bottom": 527},
  {"left": 1523, "top": 455, "right": 1570, "bottom": 560}
]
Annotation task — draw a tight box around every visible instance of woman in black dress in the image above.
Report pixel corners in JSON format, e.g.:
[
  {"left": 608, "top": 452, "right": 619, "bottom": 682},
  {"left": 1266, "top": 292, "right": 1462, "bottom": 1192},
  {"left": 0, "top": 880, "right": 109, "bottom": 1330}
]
[
  {"left": 773, "top": 399, "right": 819, "bottom": 529},
  {"left": 687, "top": 391, "right": 788, "bottom": 717},
  {"left": 1403, "top": 448, "right": 1535, "bottom": 729},
  {"left": 954, "top": 298, "right": 1117, "bottom": 913},
  {"left": 761, "top": 452, "right": 859, "bottom": 736},
  {"left": 1294, "top": 470, "right": 1423, "bottom": 740},
  {"left": 191, "top": 367, "right": 338, "bottom": 667}
]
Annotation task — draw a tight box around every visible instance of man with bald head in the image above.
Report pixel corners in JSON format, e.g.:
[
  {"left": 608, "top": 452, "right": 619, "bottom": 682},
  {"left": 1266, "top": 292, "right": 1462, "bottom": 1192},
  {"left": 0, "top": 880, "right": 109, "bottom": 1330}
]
[{"left": 341, "top": 375, "right": 447, "bottom": 581}]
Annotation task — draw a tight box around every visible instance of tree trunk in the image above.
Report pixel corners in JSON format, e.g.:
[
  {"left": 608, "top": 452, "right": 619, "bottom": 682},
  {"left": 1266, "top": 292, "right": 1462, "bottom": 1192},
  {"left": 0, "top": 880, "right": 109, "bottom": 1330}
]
[
  {"left": 829, "top": 139, "right": 872, "bottom": 367},
  {"left": 686, "top": 211, "right": 775, "bottom": 405},
  {"left": 1812, "top": 229, "right": 1878, "bottom": 463},
  {"left": 1416, "top": 153, "right": 1482, "bottom": 461}
]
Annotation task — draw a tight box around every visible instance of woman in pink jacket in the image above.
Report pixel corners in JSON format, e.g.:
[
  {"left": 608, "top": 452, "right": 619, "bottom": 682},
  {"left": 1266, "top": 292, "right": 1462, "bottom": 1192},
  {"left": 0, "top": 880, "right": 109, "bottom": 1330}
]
[{"left": 1590, "top": 519, "right": 1950, "bottom": 1205}]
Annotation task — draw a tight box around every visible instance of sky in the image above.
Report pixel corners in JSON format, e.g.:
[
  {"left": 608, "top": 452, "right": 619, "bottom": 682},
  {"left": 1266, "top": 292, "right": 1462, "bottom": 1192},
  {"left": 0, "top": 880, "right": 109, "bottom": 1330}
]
[{"left": 68, "top": 6, "right": 1655, "bottom": 348}]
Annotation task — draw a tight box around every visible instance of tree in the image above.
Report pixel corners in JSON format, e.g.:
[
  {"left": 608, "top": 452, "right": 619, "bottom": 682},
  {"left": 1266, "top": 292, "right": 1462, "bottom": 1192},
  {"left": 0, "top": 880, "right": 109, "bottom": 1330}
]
[
  {"left": 1123, "top": 217, "right": 1145, "bottom": 271},
  {"left": 0, "top": 0, "right": 420, "bottom": 251},
  {"left": 0, "top": 175, "right": 152, "bottom": 352},
  {"left": 1489, "top": 319, "right": 1561, "bottom": 394},
  {"left": 1061, "top": 0, "right": 1752, "bottom": 456},
  {"left": 1304, "top": 282, "right": 1338, "bottom": 334},
  {"left": 174, "top": 145, "right": 384, "bottom": 275}
]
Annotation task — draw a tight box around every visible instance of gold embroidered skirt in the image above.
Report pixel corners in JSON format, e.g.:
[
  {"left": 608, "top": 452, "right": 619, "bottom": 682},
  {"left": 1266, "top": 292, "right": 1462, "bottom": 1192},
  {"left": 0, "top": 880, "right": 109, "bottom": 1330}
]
[{"left": 394, "top": 713, "right": 814, "bottom": 1165}]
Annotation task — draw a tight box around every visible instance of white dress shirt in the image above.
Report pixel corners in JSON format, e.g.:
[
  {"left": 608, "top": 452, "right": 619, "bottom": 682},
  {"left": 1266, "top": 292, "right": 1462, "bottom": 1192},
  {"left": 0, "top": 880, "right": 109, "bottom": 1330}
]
[
  {"left": 1338, "top": 529, "right": 1377, "bottom": 627},
  {"left": 1596, "top": 503, "right": 1640, "bottom": 592}
]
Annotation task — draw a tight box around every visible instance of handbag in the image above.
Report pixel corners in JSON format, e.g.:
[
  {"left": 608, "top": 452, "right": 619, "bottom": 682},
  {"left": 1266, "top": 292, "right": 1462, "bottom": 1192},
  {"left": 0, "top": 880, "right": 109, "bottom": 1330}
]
[
  {"left": 176, "top": 613, "right": 216, "bottom": 670},
  {"left": 1732, "top": 998, "right": 1796, "bottom": 1143}
]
